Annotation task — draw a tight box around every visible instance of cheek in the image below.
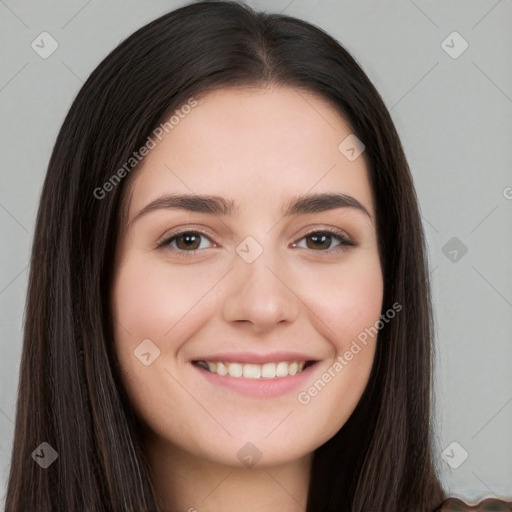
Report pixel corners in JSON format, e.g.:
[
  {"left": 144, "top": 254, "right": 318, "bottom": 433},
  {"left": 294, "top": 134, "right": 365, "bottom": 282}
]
[
  {"left": 337, "top": 262, "right": 384, "bottom": 344},
  {"left": 112, "top": 256, "right": 216, "bottom": 343},
  {"left": 110, "top": 257, "right": 219, "bottom": 429},
  {"left": 297, "top": 250, "right": 384, "bottom": 349},
  {"left": 289, "top": 252, "right": 383, "bottom": 439},
  {"left": 110, "top": 257, "right": 212, "bottom": 396}
]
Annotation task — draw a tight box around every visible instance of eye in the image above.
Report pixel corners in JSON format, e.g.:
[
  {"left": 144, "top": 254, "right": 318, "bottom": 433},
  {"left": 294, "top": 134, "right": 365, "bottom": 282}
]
[
  {"left": 292, "top": 229, "right": 355, "bottom": 253},
  {"left": 156, "top": 227, "right": 355, "bottom": 258},
  {"left": 157, "top": 230, "right": 214, "bottom": 255}
]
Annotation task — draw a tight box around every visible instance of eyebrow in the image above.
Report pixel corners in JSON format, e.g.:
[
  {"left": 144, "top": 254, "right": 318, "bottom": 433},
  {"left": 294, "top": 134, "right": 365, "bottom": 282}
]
[{"left": 129, "top": 192, "right": 373, "bottom": 228}]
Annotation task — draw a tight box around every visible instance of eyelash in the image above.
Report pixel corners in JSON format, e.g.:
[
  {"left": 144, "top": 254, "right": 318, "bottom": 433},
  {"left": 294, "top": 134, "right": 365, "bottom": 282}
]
[{"left": 156, "top": 227, "right": 356, "bottom": 259}]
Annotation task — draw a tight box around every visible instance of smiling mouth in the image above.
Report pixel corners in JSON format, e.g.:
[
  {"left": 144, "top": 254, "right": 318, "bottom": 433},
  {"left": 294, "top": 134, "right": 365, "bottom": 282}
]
[{"left": 192, "top": 360, "right": 315, "bottom": 379}]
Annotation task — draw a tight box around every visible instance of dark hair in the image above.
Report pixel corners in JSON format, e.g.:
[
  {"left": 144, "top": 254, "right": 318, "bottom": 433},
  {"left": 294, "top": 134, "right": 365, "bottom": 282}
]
[{"left": 5, "top": 1, "right": 447, "bottom": 510}]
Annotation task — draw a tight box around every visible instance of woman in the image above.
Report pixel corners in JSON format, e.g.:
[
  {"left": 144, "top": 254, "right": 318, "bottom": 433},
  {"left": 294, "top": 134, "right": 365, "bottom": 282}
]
[{"left": 6, "top": 1, "right": 500, "bottom": 510}]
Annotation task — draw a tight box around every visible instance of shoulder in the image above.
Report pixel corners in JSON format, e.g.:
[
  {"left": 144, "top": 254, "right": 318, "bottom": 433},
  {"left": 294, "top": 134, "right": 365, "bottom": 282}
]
[{"left": 435, "top": 498, "right": 512, "bottom": 511}]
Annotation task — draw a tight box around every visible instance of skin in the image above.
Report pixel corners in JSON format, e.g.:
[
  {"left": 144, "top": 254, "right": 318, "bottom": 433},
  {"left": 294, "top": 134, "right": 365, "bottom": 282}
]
[{"left": 110, "top": 86, "right": 384, "bottom": 512}]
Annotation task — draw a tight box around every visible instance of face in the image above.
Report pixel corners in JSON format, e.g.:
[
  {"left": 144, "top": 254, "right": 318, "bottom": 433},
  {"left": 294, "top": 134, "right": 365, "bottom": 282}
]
[{"left": 110, "top": 86, "right": 383, "bottom": 469}]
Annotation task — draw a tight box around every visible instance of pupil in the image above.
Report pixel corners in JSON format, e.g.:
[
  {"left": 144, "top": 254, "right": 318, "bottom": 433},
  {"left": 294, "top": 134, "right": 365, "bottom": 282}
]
[
  {"left": 308, "top": 234, "right": 330, "bottom": 250},
  {"left": 178, "top": 234, "right": 200, "bottom": 250}
]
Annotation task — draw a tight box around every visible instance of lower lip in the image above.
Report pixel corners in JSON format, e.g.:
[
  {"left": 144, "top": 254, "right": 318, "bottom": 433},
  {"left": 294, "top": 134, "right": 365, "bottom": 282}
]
[{"left": 192, "top": 363, "right": 318, "bottom": 398}]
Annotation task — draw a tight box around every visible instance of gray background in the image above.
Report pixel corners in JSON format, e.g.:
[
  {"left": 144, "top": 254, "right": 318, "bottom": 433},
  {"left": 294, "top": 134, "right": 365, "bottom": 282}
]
[{"left": 1, "top": 0, "right": 511, "bottom": 507}]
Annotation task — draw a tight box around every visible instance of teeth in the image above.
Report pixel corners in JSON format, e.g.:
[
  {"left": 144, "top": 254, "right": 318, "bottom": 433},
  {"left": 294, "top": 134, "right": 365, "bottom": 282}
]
[
  {"left": 276, "top": 362, "right": 288, "bottom": 377},
  {"left": 242, "top": 364, "right": 261, "bottom": 379},
  {"left": 288, "top": 362, "right": 298, "bottom": 376},
  {"left": 228, "top": 363, "right": 243, "bottom": 377},
  {"left": 261, "top": 363, "right": 276, "bottom": 378},
  {"left": 216, "top": 361, "right": 228, "bottom": 376},
  {"left": 196, "top": 360, "right": 307, "bottom": 378}
]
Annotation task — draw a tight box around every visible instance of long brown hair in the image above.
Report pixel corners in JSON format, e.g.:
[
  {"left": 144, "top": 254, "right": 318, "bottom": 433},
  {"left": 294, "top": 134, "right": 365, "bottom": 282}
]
[{"left": 5, "top": 1, "right": 447, "bottom": 510}]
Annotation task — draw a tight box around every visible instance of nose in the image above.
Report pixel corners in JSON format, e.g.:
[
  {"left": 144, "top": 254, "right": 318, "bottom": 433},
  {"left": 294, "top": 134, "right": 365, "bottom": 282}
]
[{"left": 221, "top": 248, "right": 301, "bottom": 333}]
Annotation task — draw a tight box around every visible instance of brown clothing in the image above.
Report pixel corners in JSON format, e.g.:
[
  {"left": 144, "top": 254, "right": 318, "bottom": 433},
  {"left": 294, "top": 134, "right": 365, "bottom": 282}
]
[{"left": 435, "top": 497, "right": 512, "bottom": 511}]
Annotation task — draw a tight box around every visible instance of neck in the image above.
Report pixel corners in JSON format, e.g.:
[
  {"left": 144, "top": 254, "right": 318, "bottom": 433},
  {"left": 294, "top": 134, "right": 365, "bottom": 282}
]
[{"left": 143, "top": 434, "right": 312, "bottom": 512}]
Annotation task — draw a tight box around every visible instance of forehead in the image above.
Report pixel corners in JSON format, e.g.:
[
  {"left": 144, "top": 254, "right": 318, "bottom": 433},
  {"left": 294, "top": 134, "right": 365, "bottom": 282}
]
[{"left": 125, "top": 86, "right": 375, "bottom": 221}]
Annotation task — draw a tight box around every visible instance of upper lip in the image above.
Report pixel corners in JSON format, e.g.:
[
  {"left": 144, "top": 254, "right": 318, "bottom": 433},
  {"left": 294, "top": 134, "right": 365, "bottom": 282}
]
[{"left": 191, "top": 352, "right": 318, "bottom": 364}]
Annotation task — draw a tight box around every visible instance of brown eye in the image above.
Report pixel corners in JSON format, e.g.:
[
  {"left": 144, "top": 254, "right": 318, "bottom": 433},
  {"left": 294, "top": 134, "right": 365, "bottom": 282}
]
[
  {"left": 305, "top": 233, "right": 336, "bottom": 250},
  {"left": 158, "top": 230, "right": 214, "bottom": 254},
  {"left": 174, "top": 232, "right": 203, "bottom": 251},
  {"left": 293, "top": 229, "right": 355, "bottom": 253}
]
